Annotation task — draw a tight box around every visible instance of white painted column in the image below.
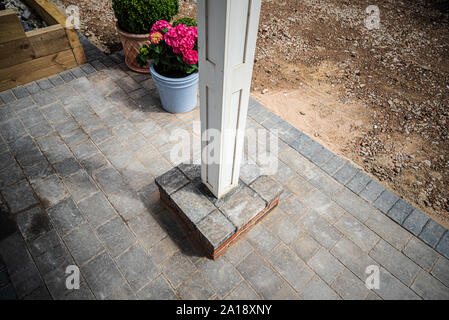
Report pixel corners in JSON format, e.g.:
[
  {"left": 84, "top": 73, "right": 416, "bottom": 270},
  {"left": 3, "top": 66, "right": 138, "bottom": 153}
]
[{"left": 198, "top": 0, "right": 262, "bottom": 199}]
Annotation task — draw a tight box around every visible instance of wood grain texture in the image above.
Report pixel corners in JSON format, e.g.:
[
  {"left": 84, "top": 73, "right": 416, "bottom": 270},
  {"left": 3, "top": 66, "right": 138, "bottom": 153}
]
[{"left": 0, "top": 49, "right": 77, "bottom": 91}]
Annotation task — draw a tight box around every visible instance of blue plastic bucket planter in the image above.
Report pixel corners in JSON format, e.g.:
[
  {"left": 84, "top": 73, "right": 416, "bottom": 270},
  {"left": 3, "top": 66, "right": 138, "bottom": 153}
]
[{"left": 149, "top": 62, "right": 199, "bottom": 114}]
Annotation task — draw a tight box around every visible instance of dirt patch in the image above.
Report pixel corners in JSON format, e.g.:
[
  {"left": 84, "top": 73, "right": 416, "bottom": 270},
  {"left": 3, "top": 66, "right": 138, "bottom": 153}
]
[{"left": 47, "top": 0, "right": 449, "bottom": 227}]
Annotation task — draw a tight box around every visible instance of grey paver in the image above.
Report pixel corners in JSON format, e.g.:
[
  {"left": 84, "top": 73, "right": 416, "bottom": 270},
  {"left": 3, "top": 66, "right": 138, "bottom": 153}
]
[
  {"left": 177, "top": 272, "right": 215, "bottom": 300},
  {"left": 359, "top": 180, "right": 385, "bottom": 203},
  {"left": 138, "top": 275, "right": 177, "bottom": 300},
  {"left": 33, "top": 174, "right": 68, "bottom": 207},
  {"left": 301, "top": 276, "right": 339, "bottom": 300},
  {"left": 237, "top": 252, "right": 284, "bottom": 299},
  {"left": 98, "top": 138, "right": 123, "bottom": 157},
  {"left": 36, "top": 79, "right": 53, "bottom": 90},
  {"left": 61, "top": 128, "right": 88, "bottom": 147},
  {"left": 63, "top": 170, "right": 98, "bottom": 202},
  {"left": 365, "top": 209, "right": 412, "bottom": 251},
  {"left": 330, "top": 237, "right": 378, "bottom": 280},
  {"left": 225, "top": 281, "right": 259, "bottom": 300},
  {"left": 332, "top": 187, "right": 374, "bottom": 222},
  {"left": 93, "top": 166, "right": 127, "bottom": 195},
  {"left": 373, "top": 189, "right": 399, "bottom": 214},
  {"left": 402, "top": 208, "right": 430, "bottom": 236},
  {"left": 285, "top": 174, "right": 315, "bottom": 200},
  {"left": 0, "top": 163, "right": 23, "bottom": 189},
  {"left": 220, "top": 186, "right": 266, "bottom": 229},
  {"left": 332, "top": 268, "right": 370, "bottom": 300},
  {"left": 369, "top": 239, "right": 420, "bottom": 286},
  {"left": 346, "top": 171, "right": 371, "bottom": 194},
  {"left": 333, "top": 162, "right": 358, "bottom": 185},
  {"left": 268, "top": 244, "right": 314, "bottom": 292},
  {"left": 80, "top": 153, "right": 109, "bottom": 174},
  {"left": 48, "top": 75, "right": 65, "bottom": 87},
  {"left": 403, "top": 237, "right": 439, "bottom": 271},
  {"left": 249, "top": 175, "right": 283, "bottom": 203},
  {"left": 108, "top": 187, "right": 146, "bottom": 221},
  {"left": 33, "top": 242, "right": 71, "bottom": 276},
  {"left": 96, "top": 217, "right": 136, "bottom": 257},
  {"left": 47, "top": 198, "right": 85, "bottom": 235},
  {"left": 197, "top": 210, "right": 236, "bottom": 250},
  {"left": 128, "top": 211, "right": 167, "bottom": 250},
  {"left": 15, "top": 207, "right": 52, "bottom": 241},
  {"left": 54, "top": 157, "right": 82, "bottom": 177},
  {"left": 17, "top": 107, "right": 46, "bottom": 128},
  {"left": 436, "top": 231, "right": 449, "bottom": 259},
  {"left": 81, "top": 252, "right": 125, "bottom": 300},
  {"left": 334, "top": 213, "right": 380, "bottom": 252},
  {"left": 411, "top": 270, "right": 449, "bottom": 300},
  {"left": 431, "top": 257, "right": 449, "bottom": 287},
  {"left": 24, "top": 82, "right": 41, "bottom": 94},
  {"left": 28, "top": 229, "right": 62, "bottom": 257},
  {"left": 90, "top": 126, "right": 112, "bottom": 144},
  {"left": 197, "top": 257, "right": 242, "bottom": 298},
  {"left": 78, "top": 192, "right": 117, "bottom": 228},
  {"left": 290, "top": 233, "right": 321, "bottom": 262},
  {"left": 54, "top": 118, "right": 79, "bottom": 135},
  {"left": 116, "top": 244, "right": 159, "bottom": 291},
  {"left": 32, "top": 91, "right": 56, "bottom": 107},
  {"left": 147, "top": 236, "right": 179, "bottom": 266},
  {"left": 277, "top": 195, "right": 309, "bottom": 223},
  {"left": 246, "top": 223, "right": 280, "bottom": 257},
  {"left": 171, "top": 183, "right": 216, "bottom": 224},
  {"left": 3, "top": 180, "right": 37, "bottom": 213},
  {"left": 44, "top": 144, "right": 73, "bottom": 164},
  {"left": 106, "top": 283, "right": 137, "bottom": 300},
  {"left": 161, "top": 252, "right": 196, "bottom": 289},
  {"left": 268, "top": 215, "right": 302, "bottom": 245},
  {"left": 36, "top": 132, "right": 63, "bottom": 152},
  {"left": 41, "top": 103, "right": 69, "bottom": 124},
  {"left": 308, "top": 247, "right": 345, "bottom": 284},
  {"left": 387, "top": 198, "right": 414, "bottom": 225},
  {"left": 419, "top": 219, "right": 446, "bottom": 248},
  {"left": 72, "top": 140, "right": 98, "bottom": 161},
  {"left": 224, "top": 240, "right": 254, "bottom": 266},
  {"left": 63, "top": 222, "right": 104, "bottom": 265},
  {"left": 303, "top": 189, "right": 344, "bottom": 224},
  {"left": 155, "top": 167, "right": 189, "bottom": 196},
  {"left": 12, "top": 86, "right": 29, "bottom": 99},
  {"left": 0, "top": 90, "right": 15, "bottom": 104},
  {"left": 297, "top": 211, "right": 342, "bottom": 249},
  {"left": 28, "top": 121, "right": 53, "bottom": 138},
  {"left": 59, "top": 70, "right": 75, "bottom": 83}
]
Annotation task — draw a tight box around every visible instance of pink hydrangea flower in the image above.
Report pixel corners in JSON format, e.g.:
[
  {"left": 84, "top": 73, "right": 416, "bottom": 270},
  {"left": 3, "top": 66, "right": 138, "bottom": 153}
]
[
  {"left": 150, "top": 20, "right": 172, "bottom": 33},
  {"left": 182, "top": 49, "right": 198, "bottom": 64},
  {"left": 164, "top": 24, "right": 197, "bottom": 55}
]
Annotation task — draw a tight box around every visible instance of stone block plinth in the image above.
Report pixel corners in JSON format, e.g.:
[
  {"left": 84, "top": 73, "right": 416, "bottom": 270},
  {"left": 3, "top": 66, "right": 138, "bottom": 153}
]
[{"left": 155, "top": 165, "right": 282, "bottom": 260}]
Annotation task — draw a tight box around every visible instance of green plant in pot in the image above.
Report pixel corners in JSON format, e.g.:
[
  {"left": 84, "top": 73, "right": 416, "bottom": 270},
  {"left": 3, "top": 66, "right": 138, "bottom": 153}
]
[
  {"left": 136, "top": 19, "right": 199, "bottom": 114},
  {"left": 112, "top": 0, "right": 179, "bottom": 73}
]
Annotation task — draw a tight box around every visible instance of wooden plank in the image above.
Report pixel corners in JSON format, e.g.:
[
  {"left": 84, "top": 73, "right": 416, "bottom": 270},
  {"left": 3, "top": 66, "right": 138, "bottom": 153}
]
[
  {"left": 24, "top": 0, "right": 86, "bottom": 64},
  {"left": 0, "top": 37, "right": 34, "bottom": 69},
  {"left": 0, "top": 49, "right": 77, "bottom": 91},
  {"left": 0, "top": 9, "right": 27, "bottom": 43},
  {"left": 27, "top": 24, "right": 70, "bottom": 58}
]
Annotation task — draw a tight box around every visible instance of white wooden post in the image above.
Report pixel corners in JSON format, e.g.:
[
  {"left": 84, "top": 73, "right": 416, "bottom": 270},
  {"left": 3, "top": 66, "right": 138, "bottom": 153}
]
[{"left": 198, "top": 0, "right": 262, "bottom": 199}]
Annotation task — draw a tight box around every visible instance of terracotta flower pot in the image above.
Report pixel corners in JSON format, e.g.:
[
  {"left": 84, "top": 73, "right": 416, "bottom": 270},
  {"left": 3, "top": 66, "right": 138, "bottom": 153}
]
[{"left": 116, "top": 24, "right": 150, "bottom": 73}]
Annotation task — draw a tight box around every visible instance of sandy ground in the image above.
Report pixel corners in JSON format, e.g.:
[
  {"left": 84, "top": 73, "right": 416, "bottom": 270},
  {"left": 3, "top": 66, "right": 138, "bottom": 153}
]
[{"left": 46, "top": 0, "right": 449, "bottom": 227}]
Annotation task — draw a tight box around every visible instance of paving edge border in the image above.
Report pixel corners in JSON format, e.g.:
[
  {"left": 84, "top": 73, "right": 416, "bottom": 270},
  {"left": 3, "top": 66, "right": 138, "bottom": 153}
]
[{"left": 248, "top": 97, "right": 449, "bottom": 260}]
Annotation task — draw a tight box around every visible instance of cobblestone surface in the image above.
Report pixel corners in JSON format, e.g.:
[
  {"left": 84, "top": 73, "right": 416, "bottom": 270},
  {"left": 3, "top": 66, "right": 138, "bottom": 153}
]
[{"left": 0, "top": 43, "right": 448, "bottom": 300}]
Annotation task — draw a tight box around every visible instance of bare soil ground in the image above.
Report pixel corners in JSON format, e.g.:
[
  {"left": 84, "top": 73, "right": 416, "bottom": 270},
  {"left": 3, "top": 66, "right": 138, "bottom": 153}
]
[{"left": 49, "top": 0, "right": 449, "bottom": 227}]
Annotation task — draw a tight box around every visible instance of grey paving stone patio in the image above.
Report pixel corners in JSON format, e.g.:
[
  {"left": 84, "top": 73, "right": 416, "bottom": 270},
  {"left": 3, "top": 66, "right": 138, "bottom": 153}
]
[{"left": 0, "top": 42, "right": 448, "bottom": 300}]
